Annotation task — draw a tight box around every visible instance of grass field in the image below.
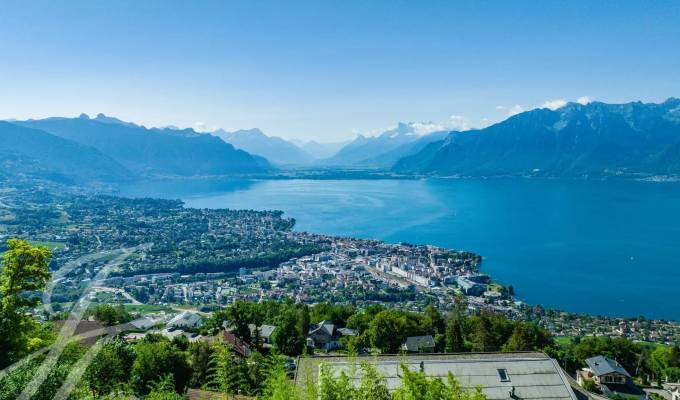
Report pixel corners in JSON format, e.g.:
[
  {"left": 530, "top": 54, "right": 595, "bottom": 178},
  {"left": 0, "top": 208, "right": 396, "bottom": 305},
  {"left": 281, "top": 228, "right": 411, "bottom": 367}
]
[
  {"left": 124, "top": 304, "right": 174, "bottom": 314},
  {"left": 554, "top": 336, "right": 575, "bottom": 347},
  {"left": 30, "top": 240, "right": 67, "bottom": 250}
]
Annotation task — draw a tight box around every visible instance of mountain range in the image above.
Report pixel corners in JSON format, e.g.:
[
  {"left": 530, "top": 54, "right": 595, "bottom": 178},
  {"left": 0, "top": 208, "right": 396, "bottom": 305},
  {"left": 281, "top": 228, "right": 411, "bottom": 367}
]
[
  {"left": 3, "top": 98, "right": 680, "bottom": 183},
  {"left": 0, "top": 121, "right": 129, "bottom": 183},
  {"left": 319, "top": 123, "right": 449, "bottom": 168},
  {"left": 12, "top": 114, "right": 270, "bottom": 180},
  {"left": 213, "top": 128, "right": 314, "bottom": 166},
  {"left": 394, "top": 98, "right": 680, "bottom": 177}
]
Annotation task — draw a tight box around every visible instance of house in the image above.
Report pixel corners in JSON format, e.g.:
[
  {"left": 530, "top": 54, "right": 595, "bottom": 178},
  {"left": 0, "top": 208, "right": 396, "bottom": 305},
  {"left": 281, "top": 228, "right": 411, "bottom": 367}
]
[
  {"left": 580, "top": 355, "right": 631, "bottom": 386},
  {"left": 249, "top": 324, "right": 276, "bottom": 347},
  {"left": 130, "top": 315, "right": 164, "bottom": 330},
  {"left": 167, "top": 311, "right": 203, "bottom": 329},
  {"left": 402, "top": 335, "right": 436, "bottom": 353},
  {"left": 223, "top": 331, "right": 252, "bottom": 357},
  {"left": 577, "top": 355, "right": 644, "bottom": 398},
  {"left": 295, "top": 352, "right": 578, "bottom": 400},
  {"left": 307, "top": 321, "right": 358, "bottom": 351},
  {"left": 308, "top": 321, "right": 341, "bottom": 350}
]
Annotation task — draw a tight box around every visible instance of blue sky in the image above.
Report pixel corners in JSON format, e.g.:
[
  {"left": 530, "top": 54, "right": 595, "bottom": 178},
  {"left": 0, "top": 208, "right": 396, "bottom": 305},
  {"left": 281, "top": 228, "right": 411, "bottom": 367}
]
[{"left": 1, "top": 1, "right": 679, "bottom": 141}]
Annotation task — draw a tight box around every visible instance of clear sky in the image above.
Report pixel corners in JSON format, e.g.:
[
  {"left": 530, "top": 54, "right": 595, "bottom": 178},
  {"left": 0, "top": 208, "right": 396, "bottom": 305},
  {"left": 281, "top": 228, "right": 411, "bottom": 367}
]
[{"left": 1, "top": 1, "right": 679, "bottom": 141}]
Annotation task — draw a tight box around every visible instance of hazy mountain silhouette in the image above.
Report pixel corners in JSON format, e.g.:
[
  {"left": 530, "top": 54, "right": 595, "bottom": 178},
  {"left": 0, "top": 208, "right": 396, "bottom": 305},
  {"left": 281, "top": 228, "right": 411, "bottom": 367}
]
[
  {"left": 214, "top": 128, "right": 313, "bottom": 166},
  {"left": 0, "top": 121, "right": 129, "bottom": 183},
  {"left": 321, "top": 123, "right": 448, "bottom": 167},
  {"left": 15, "top": 115, "right": 271, "bottom": 176},
  {"left": 394, "top": 98, "right": 680, "bottom": 177}
]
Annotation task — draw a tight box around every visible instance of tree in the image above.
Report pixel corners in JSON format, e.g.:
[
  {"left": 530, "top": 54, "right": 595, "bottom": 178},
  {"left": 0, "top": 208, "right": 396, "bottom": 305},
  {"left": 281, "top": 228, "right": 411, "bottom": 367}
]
[
  {"left": 130, "top": 339, "right": 191, "bottom": 395},
  {"left": 570, "top": 336, "right": 641, "bottom": 376},
  {"left": 272, "top": 310, "right": 306, "bottom": 356},
  {"left": 187, "top": 341, "right": 213, "bottom": 388},
  {"left": 226, "top": 301, "right": 258, "bottom": 343},
  {"left": 445, "top": 316, "right": 465, "bottom": 353},
  {"left": 209, "top": 343, "right": 251, "bottom": 394},
  {"left": 357, "top": 363, "right": 391, "bottom": 400},
  {"left": 392, "top": 363, "right": 487, "bottom": 400},
  {"left": 347, "top": 305, "right": 386, "bottom": 334},
  {"left": 261, "top": 362, "right": 299, "bottom": 400},
  {"left": 0, "top": 239, "right": 52, "bottom": 367},
  {"left": 470, "top": 313, "right": 495, "bottom": 352},
  {"left": 318, "top": 364, "right": 356, "bottom": 400},
  {"left": 367, "top": 309, "right": 422, "bottom": 354},
  {"left": 84, "top": 338, "right": 135, "bottom": 396},
  {"left": 421, "top": 304, "right": 445, "bottom": 335},
  {"left": 310, "top": 303, "right": 355, "bottom": 326},
  {"left": 502, "top": 323, "right": 553, "bottom": 352},
  {"left": 92, "top": 304, "right": 132, "bottom": 326},
  {"left": 146, "top": 374, "right": 185, "bottom": 400},
  {"left": 367, "top": 310, "right": 407, "bottom": 354}
]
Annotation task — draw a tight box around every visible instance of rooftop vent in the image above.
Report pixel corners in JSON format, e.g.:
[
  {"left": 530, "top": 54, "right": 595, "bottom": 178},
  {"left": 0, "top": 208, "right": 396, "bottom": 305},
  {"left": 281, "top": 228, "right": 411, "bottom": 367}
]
[{"left": 497, "top": 368, "right": 511, "bottom": 382}]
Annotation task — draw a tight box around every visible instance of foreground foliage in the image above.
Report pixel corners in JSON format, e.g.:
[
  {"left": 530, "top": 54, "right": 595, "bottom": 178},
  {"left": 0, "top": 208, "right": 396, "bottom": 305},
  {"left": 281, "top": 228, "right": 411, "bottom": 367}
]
[{"left": 0, "top": 239, "right": 53, "bottom": 369}]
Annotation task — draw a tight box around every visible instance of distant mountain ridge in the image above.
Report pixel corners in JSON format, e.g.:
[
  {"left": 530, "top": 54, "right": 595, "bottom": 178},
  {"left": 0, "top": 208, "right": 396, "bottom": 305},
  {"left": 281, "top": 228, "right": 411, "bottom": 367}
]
[
  {"left": 214, "top": 128, "right": 313, "bottom": 166},
  {"left": 394, "top": 98, "right": 680, "bottom": 177},
  {"left": 0, "top": 121, "right": 129, "bottom": 183},
  {"left": 321, "top": 123, "right": 449, "bottom": 168},
  {"left": 290, "top": 139, "right": 348, "bottom": 160},
  {"left": 15, "top": 114, "right": 271, "bottom": 177}
]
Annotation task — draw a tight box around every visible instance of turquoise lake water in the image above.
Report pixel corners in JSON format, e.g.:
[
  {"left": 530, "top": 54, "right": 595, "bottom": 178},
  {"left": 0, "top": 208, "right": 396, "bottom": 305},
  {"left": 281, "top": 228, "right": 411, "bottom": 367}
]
[{"left": 120, "top": 178, "right": 680, "bottom": 320}]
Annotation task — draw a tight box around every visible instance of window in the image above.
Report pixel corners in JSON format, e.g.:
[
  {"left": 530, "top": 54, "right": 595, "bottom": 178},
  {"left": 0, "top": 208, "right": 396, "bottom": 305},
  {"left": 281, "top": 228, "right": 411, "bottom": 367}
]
[{"left": 497, "top": 368, "right": 511, "bottom": 382}]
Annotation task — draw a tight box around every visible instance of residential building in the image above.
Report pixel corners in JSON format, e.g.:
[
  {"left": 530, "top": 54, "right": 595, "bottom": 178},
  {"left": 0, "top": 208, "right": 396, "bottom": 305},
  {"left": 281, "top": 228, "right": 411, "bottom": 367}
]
[
  {"left": 167, "top": 311, "right": 203, "bottom": 329},
  {"left": 577, "top": 355, "right": 644, "bottom": 399},
  {"left": 402, "top": 335, "right": 436, "bottom": 353},
  {"left": 295, "top": 352, "right": 578, "bottom": 400}
]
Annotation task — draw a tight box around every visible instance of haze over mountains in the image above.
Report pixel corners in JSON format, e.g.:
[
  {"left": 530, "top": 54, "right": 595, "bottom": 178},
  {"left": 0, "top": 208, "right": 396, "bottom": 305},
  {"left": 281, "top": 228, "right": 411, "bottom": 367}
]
[
  {"left": 213, "top": 128, "right": 314, "bottom": 166},
  {"left": 319, "top": 122, "right": 450, "bottom": 168},
  {"left": 3, "top": 99, "right": 680, "bottom": 183},
  {"left": 0, "top": 121, "right": 129, "bottom": 183},
  {"left": 5, "top": 114, "right": 272, "bottom": 179}
]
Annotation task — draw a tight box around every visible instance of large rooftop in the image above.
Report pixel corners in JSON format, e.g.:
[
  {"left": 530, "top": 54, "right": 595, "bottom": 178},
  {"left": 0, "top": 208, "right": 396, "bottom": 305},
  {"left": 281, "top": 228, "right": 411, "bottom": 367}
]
[{"left": 296, "top": 352, "right": 578, "bottom": 400}]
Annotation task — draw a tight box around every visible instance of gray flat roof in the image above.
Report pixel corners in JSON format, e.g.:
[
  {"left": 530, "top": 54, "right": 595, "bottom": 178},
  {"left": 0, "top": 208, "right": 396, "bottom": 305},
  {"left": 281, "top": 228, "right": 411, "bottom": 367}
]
[{"left": 296, "top": 352, "right": 577, "bottom": 400}]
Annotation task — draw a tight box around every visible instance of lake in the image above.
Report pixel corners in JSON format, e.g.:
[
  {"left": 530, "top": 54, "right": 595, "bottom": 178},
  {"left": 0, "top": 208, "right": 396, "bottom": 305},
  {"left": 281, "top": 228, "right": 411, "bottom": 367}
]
[{"left": 119, "top": 178, "right": 680, "bottom": 320}]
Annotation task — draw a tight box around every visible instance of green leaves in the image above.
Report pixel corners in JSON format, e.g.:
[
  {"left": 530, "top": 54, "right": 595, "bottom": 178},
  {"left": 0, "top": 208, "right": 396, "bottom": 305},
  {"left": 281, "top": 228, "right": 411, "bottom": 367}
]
[{"left": 0, "top": 239, "right": 52, "bottom": 368}]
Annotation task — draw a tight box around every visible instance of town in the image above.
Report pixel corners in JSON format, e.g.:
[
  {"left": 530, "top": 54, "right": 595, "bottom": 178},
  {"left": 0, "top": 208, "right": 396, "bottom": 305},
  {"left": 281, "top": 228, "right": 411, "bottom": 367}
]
[{"left": 2, "top": 183, "right": 678, "bottom": 348}]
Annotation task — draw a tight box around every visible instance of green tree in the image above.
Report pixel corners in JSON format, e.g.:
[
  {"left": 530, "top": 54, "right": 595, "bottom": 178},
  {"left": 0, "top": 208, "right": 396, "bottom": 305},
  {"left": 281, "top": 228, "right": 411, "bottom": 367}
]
[
  {"left": 226, "top": 301, "right": 258, "bottom": 343},
  {"left": 130, "top": 339, "right": 191, "bottom": 395},
  {"left": 357, "top": 363, "right": 391, "bottom": 400},
  {"left": 84, "top": 338, "right": 135, "bottom": 397},
  {"left": 502, "top": 323, "right": 553, "bottom": 352},
  {"left": 310, "top": 303, "right": 356, "bottom": 326},
  {"left": 187, "top": 341, "right": 213, "bottom": 388},
  {"left": 0, "top": 239, "right": 52, "bottom": 367},
  {"left": 347, "top": 305, "right": 386, "bottom": 334},
  {"left": 470, "top": 313, "right": 495, "bottom": 352},
  {"left": 445, "top": 316, "right": 465, "bottom": 353},
  {"left": 318, "top": 364, "right": 356, "bottom": 400},
  {"left": 209, "top": 343, "right": 250, "bottom": 394},
  {"left": 146, "top": 374, "right": 185, "bottom": 400},
  {"left": 367, "top": 310, "right": 422, "bottom": 354},
  {"left": 261, "top": 362, "right": 300, "bottom": 400},
  {"left": 272, "top": 310, "right": 306, "bottom": 356},
  {"left": 392, "top": 363, "right": 486, "bottom": 400},
  {"left": 421, "top": 304, "right": 445, "bottom": 335},
  {"left": 92, "top": 304, "right": 132, "bottom": 326}
]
